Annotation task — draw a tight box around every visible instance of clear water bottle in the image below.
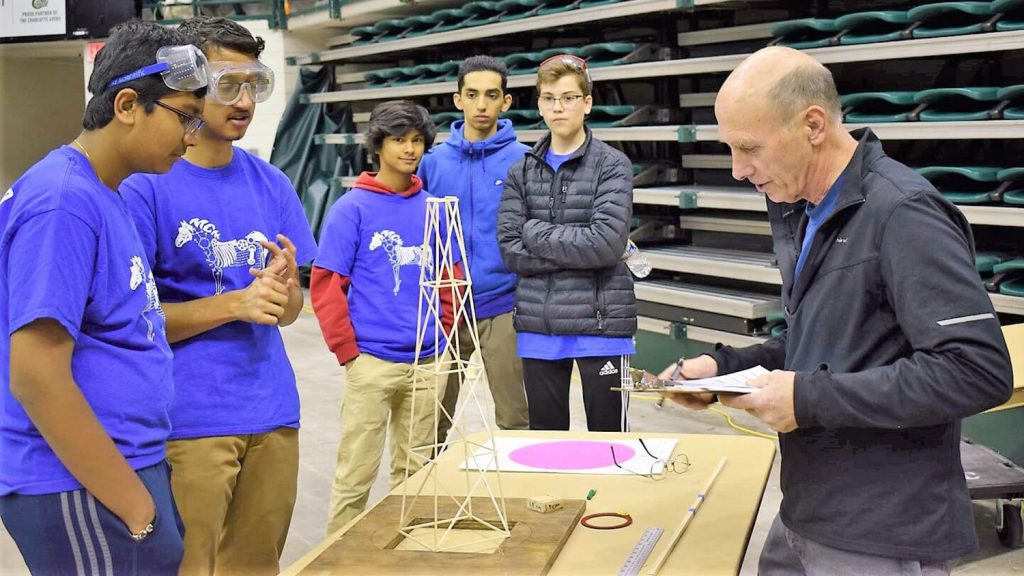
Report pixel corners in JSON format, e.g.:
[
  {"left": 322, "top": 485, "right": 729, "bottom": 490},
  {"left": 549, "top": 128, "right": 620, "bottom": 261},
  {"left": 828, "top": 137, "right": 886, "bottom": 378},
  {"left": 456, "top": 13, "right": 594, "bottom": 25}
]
[{"left": 623, "top": 239, "right": 652, "bottom": 278}]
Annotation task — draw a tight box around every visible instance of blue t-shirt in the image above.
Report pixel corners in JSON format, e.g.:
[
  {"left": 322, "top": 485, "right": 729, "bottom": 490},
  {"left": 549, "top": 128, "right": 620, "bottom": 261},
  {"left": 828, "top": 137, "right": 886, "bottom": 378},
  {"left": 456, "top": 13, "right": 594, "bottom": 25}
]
[
  {"left": 517, "top": 149, "right": 635, "bottom": 360},
  {"left": 315, "top": 184, "right": 458, "bottom": 363},
  {"left": 0, "top": 146, "right": 174, "bottom": 495},
  {"left": 795, "top": 174, "right": 844, "bottom": 279},
  {"left": 121, "top": 148, "right": 317, "bottom": 439}
]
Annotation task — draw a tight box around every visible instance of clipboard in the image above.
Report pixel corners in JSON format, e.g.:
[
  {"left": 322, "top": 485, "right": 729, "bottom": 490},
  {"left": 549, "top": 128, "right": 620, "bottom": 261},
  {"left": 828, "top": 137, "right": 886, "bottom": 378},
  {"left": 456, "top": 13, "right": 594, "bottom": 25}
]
[{"left": 612, "top": 366, "right": 769, "bottom": 395}]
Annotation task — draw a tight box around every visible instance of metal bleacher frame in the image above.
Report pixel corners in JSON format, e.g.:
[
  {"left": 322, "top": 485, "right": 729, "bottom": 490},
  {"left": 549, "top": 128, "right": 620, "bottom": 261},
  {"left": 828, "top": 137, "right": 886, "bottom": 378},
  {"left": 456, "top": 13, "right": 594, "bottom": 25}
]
[{"left": 287, "top": 0, "right": 1024, "bottom": 357}]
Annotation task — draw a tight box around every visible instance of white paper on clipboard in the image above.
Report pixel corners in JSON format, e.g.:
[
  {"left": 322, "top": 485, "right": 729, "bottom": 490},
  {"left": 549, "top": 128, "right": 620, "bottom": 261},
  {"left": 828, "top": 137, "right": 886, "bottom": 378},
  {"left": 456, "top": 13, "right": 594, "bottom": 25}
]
[{"left": 659, "top": 365, "right": 770, "bottom": 394}]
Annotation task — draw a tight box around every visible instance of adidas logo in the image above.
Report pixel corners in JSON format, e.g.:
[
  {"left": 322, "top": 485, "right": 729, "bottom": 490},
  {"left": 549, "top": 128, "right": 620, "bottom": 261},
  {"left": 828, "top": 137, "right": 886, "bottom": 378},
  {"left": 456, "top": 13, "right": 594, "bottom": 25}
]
[
  {"left": 598, "top": 361, "right": 619, "bottom": 376},
  {"left": 0, "top": 188, "right": 12, "bottom": 206}
]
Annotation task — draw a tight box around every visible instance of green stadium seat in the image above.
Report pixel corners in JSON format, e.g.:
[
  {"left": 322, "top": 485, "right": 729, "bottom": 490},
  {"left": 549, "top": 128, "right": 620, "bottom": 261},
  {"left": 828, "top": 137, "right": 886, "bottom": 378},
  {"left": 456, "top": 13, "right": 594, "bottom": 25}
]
[
  {"left": 976, "top": 252, "right": 1010, "bottom": 274},
  {"left": 907, "top": 2, "right": 998, "bottom": 39},
  {"left": 394, "top": 14, "right": 442, "bottom": 38},
  {"left": 587, "top": 105, "right": 637, "bottom": 127},
  {"left": 840, "top": 91, "right": 918, "bottom": 123},
  {"left": 996, "top": 84, "right": 1024, "bottom": 119},
  {"left": 364, "top": 67, "right": 407, "bottom": 86},
  {"left": 430, "top": 112, "right": 464, "bottom": 131},
  {"left": 370, "top": 18, "right": 409, "bottom": 40},
  {"left": 1000, "top": 277, "right": 1024, "bottom": 297},
  {"left": 994, "top": 259, "right": 1024, "bottom": 274},
  {"left": 771, "top": 19, "right": 841, "bottom": 49},
  {"left": 992, "top": 0, "right": 1024, "bottom": 31},
  {"left": 580, "top": 42, "right": 637, "bottom": 67},
  {"left": 580, "top": 0, "right": 622, "bottom": 6},
  {"left": 835, "top": 10, "right": 911, "bottom": 45},
  {"left": 998, "top": 167, "right": 1024, "bottom": 205},
  {"left": 350, "top": 25, "right": 378, "bottom": 44},
  {"left": 414, "top": 61, "right": 459, "bottom": 84},
  {"left": 496, "top": 0, "right": 544, "bottom": 22},
  {"left": 913, "top": 87, "right": 1001, "bottom": 121},
  {"left": 917, "top": 165, "right": 1002, "bottom": 204},
  {"left": 538, "top": 0, "right": 583, "bottom": 16},
  {"left": 430, "top": 8, "right": 475, "bottom": 33},
  {"left": 504, "top": 109, "right": 543, "bottom": 127},
  {"left": 461, "top": 2, "right": 504, "bottom": 27}
]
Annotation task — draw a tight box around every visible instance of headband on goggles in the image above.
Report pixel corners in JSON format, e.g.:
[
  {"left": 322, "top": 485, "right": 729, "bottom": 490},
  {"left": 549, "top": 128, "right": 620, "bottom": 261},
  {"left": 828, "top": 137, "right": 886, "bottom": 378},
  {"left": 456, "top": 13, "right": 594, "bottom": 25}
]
[
  {"left": 107, "top": 45, "right": 209, "bottom": 92},
  {"left": 207, "top": 61, "right": 275, "bottom": 106}
]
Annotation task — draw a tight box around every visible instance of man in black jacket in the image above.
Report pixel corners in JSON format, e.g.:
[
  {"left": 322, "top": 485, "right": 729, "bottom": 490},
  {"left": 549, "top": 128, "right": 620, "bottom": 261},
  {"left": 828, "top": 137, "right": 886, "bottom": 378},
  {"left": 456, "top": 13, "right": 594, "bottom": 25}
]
[
  {"left": 662, "top": 46, "right": 1013, "bottom": 574},
  {"left": 498, "top": 54, "right": 637, "bottom": 432}
]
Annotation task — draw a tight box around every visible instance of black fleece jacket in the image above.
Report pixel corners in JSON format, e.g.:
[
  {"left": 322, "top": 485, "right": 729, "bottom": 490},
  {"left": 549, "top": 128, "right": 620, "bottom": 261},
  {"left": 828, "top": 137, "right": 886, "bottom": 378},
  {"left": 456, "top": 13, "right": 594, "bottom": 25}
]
[{"left": 711, "top": 129, "right": 1012, "bottom": 560}]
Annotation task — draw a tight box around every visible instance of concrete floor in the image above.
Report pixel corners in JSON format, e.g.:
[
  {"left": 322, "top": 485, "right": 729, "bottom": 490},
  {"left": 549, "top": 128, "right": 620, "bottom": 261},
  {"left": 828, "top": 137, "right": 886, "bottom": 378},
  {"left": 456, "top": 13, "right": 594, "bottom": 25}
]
[{"left": 3, "top": 309, "right": 1024, "bottom": 574}]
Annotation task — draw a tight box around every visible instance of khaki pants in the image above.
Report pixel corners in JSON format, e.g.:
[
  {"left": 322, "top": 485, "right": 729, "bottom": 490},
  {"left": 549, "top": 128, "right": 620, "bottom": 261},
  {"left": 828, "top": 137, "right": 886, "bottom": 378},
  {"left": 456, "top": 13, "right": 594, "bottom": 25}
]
[
  {"left": 438, "top": 312, "right": 529, "bottom": 443},
  {"left": 166, "top": 427, "right": 298, "bottom": 576},
  {"left": 328, "top": 352, "right": 447, "bottom": 534}
]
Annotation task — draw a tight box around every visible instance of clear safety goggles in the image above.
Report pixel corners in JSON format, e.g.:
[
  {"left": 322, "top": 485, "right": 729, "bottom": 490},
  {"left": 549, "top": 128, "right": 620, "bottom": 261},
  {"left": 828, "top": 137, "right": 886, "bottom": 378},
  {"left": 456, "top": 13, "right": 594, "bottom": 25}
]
[
  {"left": 107, "top": 45, "right": 209, "bottom": 92},
  {"left": 207, "top": 61, "right": 275, "bottom": 106}
]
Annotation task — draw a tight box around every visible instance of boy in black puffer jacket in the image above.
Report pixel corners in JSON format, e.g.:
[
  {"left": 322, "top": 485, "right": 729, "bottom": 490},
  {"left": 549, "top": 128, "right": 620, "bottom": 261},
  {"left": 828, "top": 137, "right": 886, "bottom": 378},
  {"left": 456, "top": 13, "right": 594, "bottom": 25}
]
[{"left": 497, "top": 54, "right": 637, "bottom": 432}]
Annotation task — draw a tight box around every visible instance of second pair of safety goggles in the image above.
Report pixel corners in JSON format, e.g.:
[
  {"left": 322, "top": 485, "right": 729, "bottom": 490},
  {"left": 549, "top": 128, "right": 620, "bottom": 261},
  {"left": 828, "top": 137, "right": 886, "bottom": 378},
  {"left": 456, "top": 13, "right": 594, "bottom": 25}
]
[
  {"left": 207, "top": 61, "right": 275, "bottom": 106},
  {"left": 539, "top": 53, "right": 592, "bottom": 84},
  {"left": 107, "top": 45, "right": 209, "bottom": 92}
]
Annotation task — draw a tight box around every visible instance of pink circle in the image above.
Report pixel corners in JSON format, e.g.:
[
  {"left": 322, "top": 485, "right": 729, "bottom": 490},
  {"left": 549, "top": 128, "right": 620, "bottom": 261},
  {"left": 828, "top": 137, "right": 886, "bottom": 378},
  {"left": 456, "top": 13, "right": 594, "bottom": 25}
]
[{"left": 508, "top": 440, "right": 636, "bottom": 470}]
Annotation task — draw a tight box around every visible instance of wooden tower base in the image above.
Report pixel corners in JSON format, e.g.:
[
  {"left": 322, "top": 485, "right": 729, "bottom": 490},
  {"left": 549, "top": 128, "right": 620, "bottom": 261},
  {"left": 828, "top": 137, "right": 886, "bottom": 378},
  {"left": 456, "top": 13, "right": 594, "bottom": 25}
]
[{"left": 299, "top": 497, "right": 586, "bottom": 575}]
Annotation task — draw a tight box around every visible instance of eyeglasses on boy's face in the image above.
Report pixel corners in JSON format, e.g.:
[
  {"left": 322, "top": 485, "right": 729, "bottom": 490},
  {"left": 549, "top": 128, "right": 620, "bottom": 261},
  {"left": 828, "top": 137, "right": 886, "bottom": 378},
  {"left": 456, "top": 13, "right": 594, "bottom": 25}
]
[
  {"left": 538, "top": 94, "right": 586, "bottom": 110},
  {"left": 154, "top": 100, "right": 205, "bottom": 136}
]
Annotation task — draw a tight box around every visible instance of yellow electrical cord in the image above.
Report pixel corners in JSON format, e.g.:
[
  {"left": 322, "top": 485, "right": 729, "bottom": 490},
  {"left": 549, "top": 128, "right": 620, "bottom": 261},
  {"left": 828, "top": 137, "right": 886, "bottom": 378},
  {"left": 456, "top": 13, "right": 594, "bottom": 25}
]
[
  {"left": 707, "top": 405, "right": 777, "bottom": 440},
  {"left": 629, "top": 394, "right": 777, "bottom": 440}
]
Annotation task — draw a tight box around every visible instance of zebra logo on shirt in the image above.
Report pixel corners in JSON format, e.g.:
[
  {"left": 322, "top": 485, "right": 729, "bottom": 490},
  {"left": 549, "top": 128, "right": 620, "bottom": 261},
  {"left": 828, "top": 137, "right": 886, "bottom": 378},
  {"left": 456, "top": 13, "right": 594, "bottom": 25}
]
[
  {"left": 369, "top": 230, "right": 432, "bottom": 295},
  {"left": 130, "top": 256, "right": 165, "bottom": 341},
  {"left": 175, "top": 218, "right": 269, "bottom": 295}
]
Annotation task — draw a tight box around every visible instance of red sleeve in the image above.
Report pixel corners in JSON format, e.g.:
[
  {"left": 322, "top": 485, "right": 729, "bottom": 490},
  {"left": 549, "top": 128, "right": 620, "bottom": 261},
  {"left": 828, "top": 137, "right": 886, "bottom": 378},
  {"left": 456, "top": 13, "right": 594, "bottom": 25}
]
[
  {"left": 310, "top": 266, "right": 360, "bottom": 366},
  {"left": 439, "top": 262, "right": 465, "bottom": 335}
]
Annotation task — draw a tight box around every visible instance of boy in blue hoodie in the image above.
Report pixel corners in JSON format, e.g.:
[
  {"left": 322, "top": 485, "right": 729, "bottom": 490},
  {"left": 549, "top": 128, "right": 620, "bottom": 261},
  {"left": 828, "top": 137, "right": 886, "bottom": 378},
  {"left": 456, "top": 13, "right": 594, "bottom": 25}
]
[{"left": 418, "top": 56, "right": 531, "bottom": 440}]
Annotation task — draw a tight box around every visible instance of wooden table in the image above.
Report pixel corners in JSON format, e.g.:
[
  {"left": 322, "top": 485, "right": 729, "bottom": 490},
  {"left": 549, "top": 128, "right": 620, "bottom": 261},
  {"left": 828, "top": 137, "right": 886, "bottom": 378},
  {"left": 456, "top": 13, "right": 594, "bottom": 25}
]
[{"left": 283, "top": 431, "right": 776, "bottom": 575}]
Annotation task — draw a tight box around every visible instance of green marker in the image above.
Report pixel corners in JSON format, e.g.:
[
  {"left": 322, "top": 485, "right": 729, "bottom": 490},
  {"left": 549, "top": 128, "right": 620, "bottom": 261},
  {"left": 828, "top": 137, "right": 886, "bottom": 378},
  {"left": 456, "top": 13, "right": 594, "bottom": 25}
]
[{"left": 586, "top": 489, "right": 597, "bottom": 500}]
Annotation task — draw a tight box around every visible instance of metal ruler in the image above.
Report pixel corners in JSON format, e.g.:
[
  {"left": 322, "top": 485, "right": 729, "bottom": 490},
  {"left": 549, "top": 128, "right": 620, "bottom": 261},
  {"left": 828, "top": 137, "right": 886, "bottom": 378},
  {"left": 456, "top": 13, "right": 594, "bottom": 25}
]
[{"left": 618, "top": 527, "right": 665, "bottom": 576}]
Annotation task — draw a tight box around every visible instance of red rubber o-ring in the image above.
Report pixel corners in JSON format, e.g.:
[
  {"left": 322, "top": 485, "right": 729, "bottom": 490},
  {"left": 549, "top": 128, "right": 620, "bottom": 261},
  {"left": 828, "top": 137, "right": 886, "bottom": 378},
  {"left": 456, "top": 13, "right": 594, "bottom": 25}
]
[{"left": 580, "top": 512, "right": 633, "bottom": 530}]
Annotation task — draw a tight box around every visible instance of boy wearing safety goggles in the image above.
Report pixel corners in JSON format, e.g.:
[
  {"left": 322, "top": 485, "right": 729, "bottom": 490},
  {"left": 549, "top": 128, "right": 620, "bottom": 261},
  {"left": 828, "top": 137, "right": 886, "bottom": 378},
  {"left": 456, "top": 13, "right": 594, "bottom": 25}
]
[
  {"left": 0, "top": 21, "right": 208, "bottom": 575},
  {"left": 120, "top": 17, "right": 316, "bottom": 576},
  {"left": 497, "top": 54, "right": 638, "bottom": 433}
]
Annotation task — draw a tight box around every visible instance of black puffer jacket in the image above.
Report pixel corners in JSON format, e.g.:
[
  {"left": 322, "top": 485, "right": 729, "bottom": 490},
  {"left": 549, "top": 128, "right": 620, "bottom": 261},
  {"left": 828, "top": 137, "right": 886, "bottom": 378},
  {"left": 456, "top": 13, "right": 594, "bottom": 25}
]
[{"left": 497, "top": 128, "right": 637, "bottom": 337}]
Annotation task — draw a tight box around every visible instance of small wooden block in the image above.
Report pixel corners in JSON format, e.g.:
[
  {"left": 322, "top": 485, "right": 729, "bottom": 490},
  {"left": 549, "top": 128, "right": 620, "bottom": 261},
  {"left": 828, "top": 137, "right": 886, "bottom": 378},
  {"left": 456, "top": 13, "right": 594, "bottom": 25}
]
[{"left": 528, "top": 495, "right": 564, "bottom": 514}]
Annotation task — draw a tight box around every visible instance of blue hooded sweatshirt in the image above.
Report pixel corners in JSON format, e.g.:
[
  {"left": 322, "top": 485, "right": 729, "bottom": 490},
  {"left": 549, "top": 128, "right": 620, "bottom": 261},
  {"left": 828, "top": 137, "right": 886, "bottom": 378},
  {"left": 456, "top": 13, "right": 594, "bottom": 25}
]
[{"left": 418, "top": 118, "right": 529, "bottom": 319}]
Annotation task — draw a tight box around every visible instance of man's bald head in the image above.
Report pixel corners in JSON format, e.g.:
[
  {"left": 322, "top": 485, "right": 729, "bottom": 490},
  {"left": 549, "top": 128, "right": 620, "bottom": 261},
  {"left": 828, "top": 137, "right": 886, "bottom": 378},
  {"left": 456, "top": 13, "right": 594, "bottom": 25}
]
[{"left": 717, "top": 46, "right": 841, "bottom": 127}]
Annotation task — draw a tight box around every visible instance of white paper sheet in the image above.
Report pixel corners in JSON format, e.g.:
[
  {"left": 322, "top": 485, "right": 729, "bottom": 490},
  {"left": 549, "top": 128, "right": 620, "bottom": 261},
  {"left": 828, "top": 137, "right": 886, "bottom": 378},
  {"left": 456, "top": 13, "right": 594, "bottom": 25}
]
[{"left": 459, "top": 436, "right": 679, "bottom": 476}]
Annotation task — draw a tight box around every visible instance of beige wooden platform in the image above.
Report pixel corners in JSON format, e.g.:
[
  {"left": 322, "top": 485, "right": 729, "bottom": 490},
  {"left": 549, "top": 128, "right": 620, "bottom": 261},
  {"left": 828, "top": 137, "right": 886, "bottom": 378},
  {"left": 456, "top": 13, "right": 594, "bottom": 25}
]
[{"left": 282, "top": 431, "right": 776, "bottom": 576}]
